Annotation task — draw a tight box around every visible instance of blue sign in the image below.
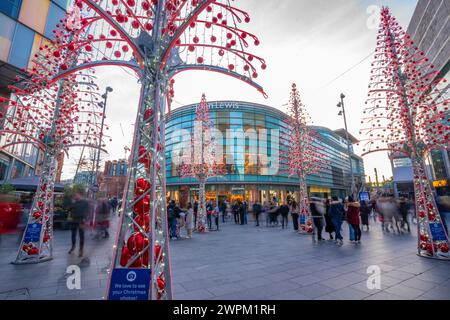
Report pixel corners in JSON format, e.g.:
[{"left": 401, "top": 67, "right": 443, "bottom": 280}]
[
  {"left": 23, "top": 223, "right": 42, "bottom": 243},
  {"left": 300, "top": 215, "right": 306, "bottom": 225},
  {"left": 108, "top": 268, "right": 151, "bottom": 300},
  {"left": 359, "top": 192, "right": 370, "bottom": 201},
  {"left": 429, "top": 222, "right": 447, "bottom": 242}
]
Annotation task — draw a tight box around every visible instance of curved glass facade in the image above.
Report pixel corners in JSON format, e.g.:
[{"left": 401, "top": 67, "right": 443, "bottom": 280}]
[{"left": 165, "top": 101, "right": 365, "bottom": 205}]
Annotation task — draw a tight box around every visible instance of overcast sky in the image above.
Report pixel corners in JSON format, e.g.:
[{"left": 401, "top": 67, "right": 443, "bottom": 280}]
[{"left": 61, "top": 0, "right": 418, "bottom": 183}]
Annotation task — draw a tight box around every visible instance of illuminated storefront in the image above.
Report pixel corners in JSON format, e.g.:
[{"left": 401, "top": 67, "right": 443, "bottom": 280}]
[{"left": 165, "top": 101, "right": 365, "bottom": 206}]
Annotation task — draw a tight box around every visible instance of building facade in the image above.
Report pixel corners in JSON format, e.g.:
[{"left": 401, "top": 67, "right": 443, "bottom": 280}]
[
  {"left": 165, "top": 101, "right": 365, "bottom": 206},
  {"left": 0, "top": 0, "right": 71, "bottom": 182},
  {"left": 98, "top": 159, "right": 128, "bottom": 198},
  {"left": 392, "top": 0, "right": 450, "bottom": 196}
]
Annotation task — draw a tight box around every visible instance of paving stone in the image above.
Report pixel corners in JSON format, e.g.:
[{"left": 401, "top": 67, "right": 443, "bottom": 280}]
[{"left": 385, "top": 284, "right": 426, "bottom": 299}]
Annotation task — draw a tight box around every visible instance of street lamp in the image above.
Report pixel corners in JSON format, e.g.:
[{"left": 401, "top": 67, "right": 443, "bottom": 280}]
[
  {"left": 92, "top": 86, "right": 113, "bottom": 198},
  {"left": 337, "top": 93, "right": 356, "bottom": 198}
]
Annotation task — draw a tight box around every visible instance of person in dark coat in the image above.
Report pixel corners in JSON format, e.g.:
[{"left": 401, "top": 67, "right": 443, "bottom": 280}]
[
  {"left": 310, "top": 198, "right": 324, "bottom": 241},
  {"left": 253, "top": 201, "right": 262, "bottom": 226},
  {"left": 347, "top": 196, "right": 361, "bottom": 243},
  {"left": 68, "top": 191, "right": 90, "bottom": 257},
  {"left": 232, "top": 201, "right": 240, "bottom": 224},
  {"left": 279, "top": 203, "right": 290, "bottom": 229},
  {"left": 360, "top": 200, "right": 371, "bottom": 231},
  {"left": 290, "top": 200, "right": 299, "bottom": 231},
  {"left": 329, "top": 196, "right": 344, "bottom": 244}
]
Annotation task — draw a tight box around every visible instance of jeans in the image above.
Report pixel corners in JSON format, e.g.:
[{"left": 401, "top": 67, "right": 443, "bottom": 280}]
[
  {"left": 255, "top": 213, "right": 260, "bottom": 226},
  {"left": 348, "top": 223, "right": 355, "bottom": 241},
  {"left": 313, "top": 217, "right": 323, "bottom": 240},
  {"left": 351, "top": 224, "right": 361, "bottom": 241},
  {"left": 168, "top": 218, "right": 177, "bottom": 238},
  {"left": 71, "top": 222, "right": 84, "bottom": 250},
  {"left": 281, "top": 215, "right": 288, "bottom": 229},
  {"left": 332, "top": 219, "right": 343, "bottom": 240},
  {"left": 243, "top": 212, "right": 248, "bottom": 224}
]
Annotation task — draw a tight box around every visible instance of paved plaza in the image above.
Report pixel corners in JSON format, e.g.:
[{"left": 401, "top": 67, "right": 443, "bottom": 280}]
[{"left": 0, "top": 214, "right": 449, "bottom": 300}]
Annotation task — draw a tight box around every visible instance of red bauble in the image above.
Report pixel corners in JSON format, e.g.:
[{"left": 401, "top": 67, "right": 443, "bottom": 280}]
[
  {"left": 134, "top": 214, "right": 150, "bottom": 232},
  {"left": 144, "top": 109, "right": 154, "bottom": 121},
  {"left": 43, "top": 233, "right": 50, "bottom": 243},
  {"left": 33, "top": 211, "right": 42, "bottom": 220},
  {"left": 135, "top": 178, "right": 150, "bottom": 196},
  {"left": 120, "top": 246, "right": 131, "bottom": 267},
  {"left": 157, "top": 276, "right": 165, "bottom": 290},
  {"left": 419, "top": 234, "right": 428, "bottom": 242},
  {"left": 197, "top": 57, "right": 204, "bottom": 64},
  {"left": 440, "top": 243, "right": 449, "bottom": 253},
  {"left": 130, "top": 257, "right": 143, "bottom": 268},
  {"left": 133, "top": 195, "right": 150, "bottom": 215},
  {"left": 28, "top": 247, "right": 39, "bottom": 255},
  {"left": 127, "top": 232, "right": 148, "bottom": 254}
]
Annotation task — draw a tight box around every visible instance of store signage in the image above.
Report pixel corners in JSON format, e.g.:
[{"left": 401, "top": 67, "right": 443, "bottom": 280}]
[
  {"left": 108, "top": 268, "right": 151, "bottom": 300},
  {"left": 194, "top": 101, "right": 240, "bottom": 112},
  {"left": 23, "top": 223, "right": 42, "bottom": 243}
]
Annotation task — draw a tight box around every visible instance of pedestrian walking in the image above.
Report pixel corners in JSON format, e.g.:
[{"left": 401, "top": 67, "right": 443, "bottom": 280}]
[
  {"left": 360, "top": 200, "right": 370, "bottom": 232},
  {"left": 329, "top": 196, "right": 344, "bottom": 245},
  {"left": 94, "top": 198, "right": 111, "bottom": 239},
  {"left": 109, "top": 196, "right": 118, "bottom": 214},
  {"left": 239, "top": 201, "right": 245, "bottom": 225},
  {"left": 185, "top": 202, "right": 194, "bottom": 238},
  {"left": 398, "top": 197, "right": 411, "bottom": 233},
  {"left": 290, "top": 200, "right": 299, "bottom": 231},
  {"left": 206, "top": 200, "right": 214, "bottom": 230},
  {"left": 167, "top": 200, "right": 181, "bottom": 240},
  {"left": 347, "top": 196, "right": 361, "bottom": 244},
  {"left": 279, "top": 202, "right": 289, "bottom": 229},
  {"left": 193, "top": 200, "right": 198, "bottom": 229},
  {"left": 324, "top": 198, "right": 335, "bottom": 240},
  {"left": 220, "top": 200, "right": 227, "bottom": 223},
  {"left": 232, "top": 201, "right": 240, "bottom": 224},
  {"left": 213, "top": 204, "right": 220, "bottom": 230},
  {"left": 68, "top": 191, "right": 89, "bottom": 257},
  {"left": 253, "top": 201, "right": 262, "bottom": 226},
  {"left": 310, "top": 197, "right": 325, "bottom": 241},
  {"left": 242, "top": 200, "right": 248, "bottom": 225}
]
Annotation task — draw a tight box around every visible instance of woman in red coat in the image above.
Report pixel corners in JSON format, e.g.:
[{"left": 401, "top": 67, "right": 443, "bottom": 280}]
[{"left": 346, "top": 196, "right": 361, "bottom": 243}]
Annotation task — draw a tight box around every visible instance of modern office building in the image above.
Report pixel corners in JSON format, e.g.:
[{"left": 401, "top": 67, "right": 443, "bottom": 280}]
[
  {"left": 165, "top": 101, "right": 365, "bottom": 206},
  {"left": 391, "top": 0, "right": 450, "bottom": 197},
  {"left": 0, "top": 0, "right": 72, "bottom": 182}
]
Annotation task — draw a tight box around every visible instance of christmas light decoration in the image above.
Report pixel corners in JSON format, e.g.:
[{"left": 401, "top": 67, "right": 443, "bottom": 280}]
[
  {"left": 360, "top": 7, "right": 450, "bottom": 260},
  {"left": 36, "top": 0, "right": 266, "bottom": 300},
  {"left": 0, "top": 8, "right": 108, "bottom": 264},
  {"left": 179, "top": 93, "right": 226, "bottom": 233},
  {"left": 281, "top": 83, "right": 328, "bottom": 234}
]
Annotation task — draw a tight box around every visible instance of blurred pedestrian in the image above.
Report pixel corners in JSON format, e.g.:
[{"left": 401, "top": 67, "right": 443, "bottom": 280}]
[
  {"left": 290, "top": 200, "right": 299, "bottom": 231},
  {"left": 206, "top": 200, "right": 214, "bottom": 229},
  {"left": 279, "top": 202, "right": 290, "bottom": 229},
  {"left": 185, "top": 202, "right": 194, "bottom": 238},
  {"left": 109, "top": 196, "right": 118, "bottom": 214},
  {"left": 347, "top": 196, "right": 361, "bottom": 244},
  {"left": 329, "top": 196, "right": 344, "bottom": 245},
  {"left": 242, "top": 200, "right": 248, "bottom": 225},
  {"left": 213, "top": 204, "right": 220, "bottom": 230},
  {"left": 310, "top": 197, "right": 325, "bottom": 241},
  {"left": 167, "top": 200, "right": 181, "bottom": 240},
  {"left": 324, "top": 198, "right": 335, "bottom": 240},
  {"left": 220, "top": 200, "right": 227, "bottom": 223},
  {"left": 360, "top": 200, "right": 370, "bottom": 232},
  {"left": 68, "top": 191, "right": 89, "bottom": 257},
  {"left": 233, "top": 201, "right": 240, "bottom": 224},
  {"left": 253, "top": 201, "right": 262, "bottom": 226},
  {"left": 95, "top": 198, "right": 111, "bottom": 239},
  {"left": 193, "top": 200, "right": 198, "bottom": 228},
  {"left": 399, "top": 197, "right": 411, "bottom": 233}
]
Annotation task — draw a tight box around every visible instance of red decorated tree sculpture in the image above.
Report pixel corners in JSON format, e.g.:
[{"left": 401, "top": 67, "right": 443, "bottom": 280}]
[
  {"left": 282, "top": 83, "right": 328, "bottom": 234},
  {"left": 179, "top": 93, "right": 226, "bottom": 233},
  {"left": 360, "top": 7, "right": 450, "bottom": 259},
  {"left": 35, "top": 0, "right": 266, "bottom": 300}
]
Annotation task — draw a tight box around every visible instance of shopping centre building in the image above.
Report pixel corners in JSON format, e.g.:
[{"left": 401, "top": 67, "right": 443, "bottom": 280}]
[{"left": 165, "top": 101, "right": 365, "bottom": 206}]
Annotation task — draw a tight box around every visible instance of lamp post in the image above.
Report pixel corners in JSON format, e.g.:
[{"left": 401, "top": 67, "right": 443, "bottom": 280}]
[
  {"left": 92, "top": 86, "right": 113, "bottom": 198},
  {"left": 337, "top": 93, "right": 356, "bottom": 198}
]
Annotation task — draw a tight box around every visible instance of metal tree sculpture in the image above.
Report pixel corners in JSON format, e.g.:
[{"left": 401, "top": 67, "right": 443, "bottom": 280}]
[
  {"left": 360, "top": 7, "right": 450, "bottom": 259},
  {"left": 0, "top": 53, "right": 107, "bottom": 264},
  {"left": 282, "top": 83, "right": 328, "bottom": 234},
  {"left": 179, "top": 93, "right": 226, "bottom": 232},
  {"left": 41, "top": 0, "right": 266, "bottom": 300}
]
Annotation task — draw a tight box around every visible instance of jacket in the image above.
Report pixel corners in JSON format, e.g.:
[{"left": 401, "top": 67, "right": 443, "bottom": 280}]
[
  {"left": 346, "top": 202, "right": 361, "bottom": 225},
  {"left": 329, "top": 201, "right": 344, "bottom": 220}
]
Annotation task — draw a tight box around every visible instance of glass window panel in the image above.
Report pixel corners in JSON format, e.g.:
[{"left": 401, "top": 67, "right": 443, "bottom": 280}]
[
  {"left": 0, "top": 13, "right": 16, "bottom": 61},
  {"left": 44, "top": 2, "right": 65, "bottom": 39},
  {"left": 19, "top": 0, "right": 50, "bottom": 34},
  {"left": 27, "top": 33, "right": 42, "bottom": 69},
  {"left": 8, "top": 23, "right": 34, "bottom": 69},
  {"left": 0, "top": 0, "right": 22, "bottom": 19},
  {"left": 53, "top": 0, "right": 71, "bottom": 10}
]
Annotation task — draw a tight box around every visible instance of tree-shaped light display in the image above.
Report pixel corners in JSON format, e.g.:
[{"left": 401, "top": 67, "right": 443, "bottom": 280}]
[
  {"left": 179, "top": 93, "right": 226, "bottom": 233},
  {"left": 32, "top": 0, "right": 266, "bottom": 300},
  {"left": 360, "top": 7, "right": 450, "bottom": 259},
  {"left": 282, "top": 83, "right": 328, "bottom": 234},
  {"left": 0, "top": 45, "right": 108, "bottom": 264}
]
